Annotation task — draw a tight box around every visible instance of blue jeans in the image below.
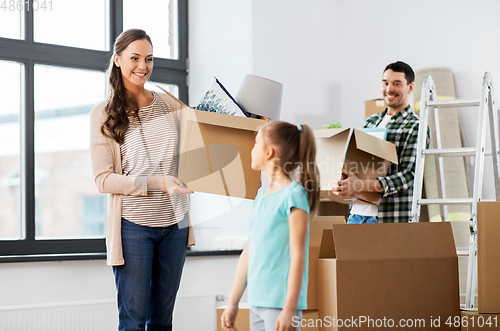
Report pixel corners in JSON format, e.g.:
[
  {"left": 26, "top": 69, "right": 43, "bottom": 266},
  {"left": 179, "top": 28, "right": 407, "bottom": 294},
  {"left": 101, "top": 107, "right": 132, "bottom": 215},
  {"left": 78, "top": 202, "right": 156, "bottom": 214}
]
[
  {"left": 113, "top": 214, "right": 188, "bottom": 331},
  {"left": 250, "top": 306, "right": 302, "bottom": 331},
  {"left": 347, "top": 214, "right": 379, "bottom": 224}
]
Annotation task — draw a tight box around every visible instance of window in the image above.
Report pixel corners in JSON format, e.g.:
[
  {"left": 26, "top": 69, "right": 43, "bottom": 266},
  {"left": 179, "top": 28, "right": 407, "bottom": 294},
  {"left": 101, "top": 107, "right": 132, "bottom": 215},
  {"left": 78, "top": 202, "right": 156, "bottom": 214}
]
[
  {"left": 0, "top": 0, "right": 188, "bottom": 262},
  {"left": 0, "top": 60, "right": 23, "bottom": 240}
]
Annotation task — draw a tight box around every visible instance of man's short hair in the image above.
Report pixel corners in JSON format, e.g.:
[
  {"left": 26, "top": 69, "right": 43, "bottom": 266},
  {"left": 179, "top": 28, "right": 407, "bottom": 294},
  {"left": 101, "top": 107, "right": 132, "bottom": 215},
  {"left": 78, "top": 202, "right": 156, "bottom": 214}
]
[{"left": 384, "top": 61, "right": 415, "bottom": 84}]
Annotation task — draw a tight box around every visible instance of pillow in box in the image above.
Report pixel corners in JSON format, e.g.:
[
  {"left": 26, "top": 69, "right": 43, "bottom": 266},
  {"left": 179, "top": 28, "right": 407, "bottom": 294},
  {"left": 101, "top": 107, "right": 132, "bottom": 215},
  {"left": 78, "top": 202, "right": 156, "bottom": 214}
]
[{"left": 196, "top": 77, "right": 249, "bottom": 117}]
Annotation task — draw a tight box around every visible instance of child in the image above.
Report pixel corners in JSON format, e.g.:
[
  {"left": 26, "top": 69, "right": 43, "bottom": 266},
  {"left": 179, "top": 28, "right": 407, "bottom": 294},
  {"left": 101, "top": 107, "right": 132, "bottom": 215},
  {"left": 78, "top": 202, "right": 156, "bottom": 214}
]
[{"left": 221, "top": 121, "right": 320, "bottom": 331}]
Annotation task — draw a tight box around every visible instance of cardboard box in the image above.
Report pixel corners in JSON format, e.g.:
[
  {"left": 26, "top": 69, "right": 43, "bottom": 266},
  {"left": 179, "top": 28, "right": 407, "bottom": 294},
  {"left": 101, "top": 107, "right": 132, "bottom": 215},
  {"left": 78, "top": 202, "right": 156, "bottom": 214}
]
[
  {"left": 478, "top": 202, "right": 500, "bottom": 313},
  {"left": 176, "top": 105, "right": 269, "bottom": 200},
  {"left": 314, "top": 128, "right": 398, "bottom": 205},
  {"left": 302, "top": 309, "right": 320, "bottom": 331},
  {"left": 365, "top": 99, "right": 386, "bottom": 119},
  {"left": 317, "top": 222, "right": 460, "bottom": 330},
  {"left": 308, "top": 216, "right": 345, "bottom": 310},
  {"left": 315, "top": 199, "right": 350, "bottom": 219},
  {"left": 460, "top": 309, "right": 500, "bottom": 330},
  {"left": 217, "top": 304, "right": 250, "bottom": 331}
]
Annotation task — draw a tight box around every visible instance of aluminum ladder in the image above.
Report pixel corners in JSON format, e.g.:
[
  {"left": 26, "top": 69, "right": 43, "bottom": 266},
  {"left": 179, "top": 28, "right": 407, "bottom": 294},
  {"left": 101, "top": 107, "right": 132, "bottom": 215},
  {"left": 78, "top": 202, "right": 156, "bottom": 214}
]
[{"left": 410, "top": 72, "right": 500, "bottom": 308}]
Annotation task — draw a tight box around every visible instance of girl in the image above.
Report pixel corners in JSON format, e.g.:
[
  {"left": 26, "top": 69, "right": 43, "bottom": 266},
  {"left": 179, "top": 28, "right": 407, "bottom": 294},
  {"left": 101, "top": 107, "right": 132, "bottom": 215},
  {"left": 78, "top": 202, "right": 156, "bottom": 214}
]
[
  {"left": 221, "top": 121, "right": 320, "bottom": 331},
  {"left": 90, "top": 29, "right": 194, "bottom": 331}
]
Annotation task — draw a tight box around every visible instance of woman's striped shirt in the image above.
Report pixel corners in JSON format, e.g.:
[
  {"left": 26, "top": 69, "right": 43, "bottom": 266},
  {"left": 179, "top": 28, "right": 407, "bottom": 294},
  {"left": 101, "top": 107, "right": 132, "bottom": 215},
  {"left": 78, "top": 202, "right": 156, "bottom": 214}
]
[{"left": 120, "top": 91, "right": 189, "bottom": 227}]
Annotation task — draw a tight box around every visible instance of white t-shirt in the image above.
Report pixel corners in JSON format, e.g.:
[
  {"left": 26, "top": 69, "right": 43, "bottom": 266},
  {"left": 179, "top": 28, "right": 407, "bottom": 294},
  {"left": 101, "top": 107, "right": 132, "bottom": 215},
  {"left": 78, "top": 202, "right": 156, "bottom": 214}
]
[{"left": 350, "top": 113, "right": 392, "bottom": 216}]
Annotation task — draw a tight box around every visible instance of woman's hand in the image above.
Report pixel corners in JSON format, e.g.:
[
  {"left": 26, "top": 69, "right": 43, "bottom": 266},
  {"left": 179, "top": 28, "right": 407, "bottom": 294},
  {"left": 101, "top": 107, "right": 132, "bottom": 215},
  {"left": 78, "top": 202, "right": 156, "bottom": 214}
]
[
  {"left": 275, "top": 308, "right": 298, "bottom": 331},
  {"left": 162, "top": 176, "right": 193, "bottom": 194},
  {"left": 220, "top": 303, "right": 239, "bottom": 331},
  {"left": 147, "top": 176, "right": 193, "bottom": 194}
]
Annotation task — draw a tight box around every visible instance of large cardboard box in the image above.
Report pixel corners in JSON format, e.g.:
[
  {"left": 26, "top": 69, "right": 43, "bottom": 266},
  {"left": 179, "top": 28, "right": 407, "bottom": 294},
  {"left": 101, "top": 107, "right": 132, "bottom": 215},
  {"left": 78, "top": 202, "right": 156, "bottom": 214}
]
[
  {"left": 365, "top": 99, "right": 386, "bottom": 119},
  {"left": 217, "top": 305, "right": 250, "bottom": 331},
  {"left": 314, "top": 128, "right": 398, "bottom": 205},
  {"left": 308, "top": 216, "right": 345, "bottom": 310},
  {"left": 315, "top": 199, "right": 350, "bottom": 219},
  {"left": 172, "top": 100, "right": 268, "bottom": 200},
  {"left": 477, "top": 202, "right": 500, "bottom": 313},
  {"left": 302, "top": 309, "right": 320, "bottom": 331},
  {"left": 460, "top": 309, "right": 500, "bottom": 330},
  {"left": 317, "top": 222, "right": 460, "bottom": 330}
]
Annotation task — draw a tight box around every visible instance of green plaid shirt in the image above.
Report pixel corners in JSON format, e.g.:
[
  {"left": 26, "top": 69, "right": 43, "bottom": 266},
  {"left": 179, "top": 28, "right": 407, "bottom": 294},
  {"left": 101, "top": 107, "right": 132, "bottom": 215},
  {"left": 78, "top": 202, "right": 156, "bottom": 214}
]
[{"left": 364, "top": 105, "right": 430, "bottom": 223}]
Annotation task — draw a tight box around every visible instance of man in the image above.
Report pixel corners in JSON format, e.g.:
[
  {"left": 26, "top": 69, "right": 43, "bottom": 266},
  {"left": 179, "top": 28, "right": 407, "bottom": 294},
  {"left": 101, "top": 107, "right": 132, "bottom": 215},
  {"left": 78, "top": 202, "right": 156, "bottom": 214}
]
[{"left": 334, "top": 61, "right": 429, "bottom": 223}]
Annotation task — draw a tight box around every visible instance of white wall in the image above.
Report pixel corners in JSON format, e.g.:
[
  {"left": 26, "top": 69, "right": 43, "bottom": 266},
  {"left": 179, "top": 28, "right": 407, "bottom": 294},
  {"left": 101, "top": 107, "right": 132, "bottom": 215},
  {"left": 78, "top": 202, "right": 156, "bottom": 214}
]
[
  {"left": 251, "top": 0, "right": 342, "bottom": 129},
  {"left": 335, "top": 0, "right": 500, "bottom": 133},
  {"left": 3, "top": 0, "right": 500, "bottom": 321},
  {"left": 188, "top": 0, "right": 253, "bottom": 105}
]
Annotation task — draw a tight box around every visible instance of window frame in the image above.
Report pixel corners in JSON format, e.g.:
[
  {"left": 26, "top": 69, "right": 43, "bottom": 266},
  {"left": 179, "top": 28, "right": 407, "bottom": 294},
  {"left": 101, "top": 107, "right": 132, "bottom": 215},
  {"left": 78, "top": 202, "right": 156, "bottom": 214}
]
[{"left": 0, "top": 0, "right": 189, "bottom": 263}]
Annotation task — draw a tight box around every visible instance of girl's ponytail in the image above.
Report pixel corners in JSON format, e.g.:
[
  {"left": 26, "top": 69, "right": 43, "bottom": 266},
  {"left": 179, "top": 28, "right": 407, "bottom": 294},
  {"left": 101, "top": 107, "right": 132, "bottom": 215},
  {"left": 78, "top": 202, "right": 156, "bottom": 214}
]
[
  {"left": 262, "top": 121, "right": 320, "bottom": 214},
  {"left": 297, "top": 124, "right": 320, "bottom": 214}
]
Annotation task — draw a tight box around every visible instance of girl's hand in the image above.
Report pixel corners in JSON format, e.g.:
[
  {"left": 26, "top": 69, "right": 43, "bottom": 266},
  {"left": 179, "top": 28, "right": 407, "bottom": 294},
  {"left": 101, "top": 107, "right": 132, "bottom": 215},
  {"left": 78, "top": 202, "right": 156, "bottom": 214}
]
[
  {"left": 220, "top": 303, "right": 239, "bottom": 331},
  {"left": 275, "top": 309, "right": 298, "bottom": 331}
]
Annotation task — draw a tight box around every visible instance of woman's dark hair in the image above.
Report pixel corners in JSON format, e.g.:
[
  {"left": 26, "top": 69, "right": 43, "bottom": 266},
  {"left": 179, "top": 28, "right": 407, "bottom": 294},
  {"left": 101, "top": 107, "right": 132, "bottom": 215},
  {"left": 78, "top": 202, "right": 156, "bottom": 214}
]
[
  {"left": 101, "top": 29, "right": 152, "bottom": 144},
  {"left": 384, "top": 61, "right": 415, "bottom": 85},
  {"left": 262, "top": 121, "right": 320, "bottom": 214}
]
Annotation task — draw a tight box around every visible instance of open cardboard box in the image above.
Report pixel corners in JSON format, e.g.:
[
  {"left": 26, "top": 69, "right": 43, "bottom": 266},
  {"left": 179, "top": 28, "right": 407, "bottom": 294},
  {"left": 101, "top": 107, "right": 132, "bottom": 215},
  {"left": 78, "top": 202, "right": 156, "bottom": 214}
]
[
  {"left": 308, "top": 216, "right": 345, "bottom": 310},
  {"left": 478, "top": 202, "right": 500, "bottom": 313},
  {"left": 159, "top": 88, "right": 269, "bottom": 200},
  {"left": 314, "top": 127, "right": 398, "bottom": 205},
  {"left": 317, "top": 222, "right": 460, "bottom": 330}
]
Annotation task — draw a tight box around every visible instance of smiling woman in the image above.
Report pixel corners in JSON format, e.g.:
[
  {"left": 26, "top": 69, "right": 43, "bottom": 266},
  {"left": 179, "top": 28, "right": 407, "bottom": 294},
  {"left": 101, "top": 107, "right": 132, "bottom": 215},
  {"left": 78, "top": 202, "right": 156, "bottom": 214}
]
[
  {"left": 0, "top": 0, "right": 189, "bottom": 262},
  {"left": 90, "top": 28, "right": 194, "bottom": 331},
  {"left": 114, "top": 40, "right": 155, "bottom": 106}
]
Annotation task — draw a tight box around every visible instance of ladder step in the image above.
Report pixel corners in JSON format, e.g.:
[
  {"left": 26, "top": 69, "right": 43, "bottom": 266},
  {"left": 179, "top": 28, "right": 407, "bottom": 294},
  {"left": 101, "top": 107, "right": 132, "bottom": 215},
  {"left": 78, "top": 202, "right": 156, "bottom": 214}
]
[
  {"left": 419, "top": 198, "right": 473, "bottom": 205},
  {"left": 457, "top": 248, "right": 469, "bottom": 257},
  {"left": 423, "top": 148, "right": 476, "bottom": 157},
  {"left": 427, "top": 99, "right": 480, "bottom": 108},
  {"left": 422, "top": 148, "right": 493, "bottom": 157}
]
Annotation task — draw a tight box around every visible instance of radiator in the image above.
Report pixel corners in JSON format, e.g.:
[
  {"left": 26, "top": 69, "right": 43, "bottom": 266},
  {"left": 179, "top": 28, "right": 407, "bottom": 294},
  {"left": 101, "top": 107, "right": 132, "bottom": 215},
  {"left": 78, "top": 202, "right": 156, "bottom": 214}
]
[
  {"left": 0, "top": 295, "right": 222, "bottom": 331},
  {"left": 0, "top": 300, "right": 118, "bottom": 331}
]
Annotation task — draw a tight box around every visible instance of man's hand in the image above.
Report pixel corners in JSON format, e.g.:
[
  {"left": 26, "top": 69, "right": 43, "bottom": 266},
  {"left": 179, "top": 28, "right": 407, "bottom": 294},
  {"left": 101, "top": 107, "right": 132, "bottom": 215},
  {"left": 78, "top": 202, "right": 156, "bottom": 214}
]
[{"left": 332, "top": 169, "right": 362, "bottom": 197}]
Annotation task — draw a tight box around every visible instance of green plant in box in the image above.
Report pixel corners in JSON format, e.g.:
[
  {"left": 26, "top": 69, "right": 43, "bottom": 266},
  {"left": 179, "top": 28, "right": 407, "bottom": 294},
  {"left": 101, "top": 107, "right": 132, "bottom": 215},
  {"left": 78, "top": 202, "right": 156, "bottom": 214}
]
[{"left": 323, "top": 121, "right": 342, "bottom": 129}]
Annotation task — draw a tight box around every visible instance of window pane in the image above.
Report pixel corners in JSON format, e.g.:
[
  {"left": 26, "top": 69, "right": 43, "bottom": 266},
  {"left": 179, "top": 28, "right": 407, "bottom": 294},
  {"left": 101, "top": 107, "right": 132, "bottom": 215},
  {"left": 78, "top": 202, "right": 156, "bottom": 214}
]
[
  {"left": 0, "top": 60, "right": 23, "bottom": 240},
  {"left": 123, "top": 0, "right": 179, "bottom": 59},
  {"left": 34, "top": 65, "right": 106, "bottom": 239},
  {"left": 145, "top": 81, "right": 179, "bottom": 98},
  {"left": 34, "top": 0, "right": 109, "bottom": 51},
  {"left": 0, "top": 7, "right": 24, "bottom": 39}
]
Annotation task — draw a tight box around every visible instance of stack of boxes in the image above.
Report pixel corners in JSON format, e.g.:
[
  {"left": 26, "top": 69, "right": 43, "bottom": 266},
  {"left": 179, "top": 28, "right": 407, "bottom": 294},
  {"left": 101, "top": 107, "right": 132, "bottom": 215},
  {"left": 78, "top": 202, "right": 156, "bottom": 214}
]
[
  {"left": 313, "top": 127, "right": 460, "bottom": 330},
  {"left": 206, "top": 119, "right": 463, "bottom": 330}
]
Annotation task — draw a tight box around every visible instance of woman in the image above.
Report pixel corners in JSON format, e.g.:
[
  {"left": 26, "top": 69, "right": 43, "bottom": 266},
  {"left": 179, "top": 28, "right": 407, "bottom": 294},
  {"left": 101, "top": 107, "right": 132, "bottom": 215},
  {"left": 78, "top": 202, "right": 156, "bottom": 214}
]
[{"left": 90, "top": 28, "right": 195, "bottom": 331}]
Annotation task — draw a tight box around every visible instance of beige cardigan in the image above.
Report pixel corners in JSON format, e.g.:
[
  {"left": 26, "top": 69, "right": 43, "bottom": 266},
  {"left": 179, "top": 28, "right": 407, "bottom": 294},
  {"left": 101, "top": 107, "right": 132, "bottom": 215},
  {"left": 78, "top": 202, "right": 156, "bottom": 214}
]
[{"left": 90, "top": 92, "right": 195, "bottom": 266}]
